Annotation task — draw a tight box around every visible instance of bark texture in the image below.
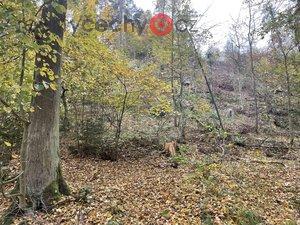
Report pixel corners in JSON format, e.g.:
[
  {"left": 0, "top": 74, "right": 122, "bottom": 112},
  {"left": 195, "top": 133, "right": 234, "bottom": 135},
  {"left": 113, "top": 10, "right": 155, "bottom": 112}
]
[{"left": 20, "top": 0, "right": 68, "bottom": 209}]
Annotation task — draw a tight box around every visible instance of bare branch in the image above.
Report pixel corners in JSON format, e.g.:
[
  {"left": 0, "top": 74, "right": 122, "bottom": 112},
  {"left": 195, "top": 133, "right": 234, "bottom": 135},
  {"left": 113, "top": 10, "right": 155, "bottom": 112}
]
[
  {"left": 0, "top": 163, "right": 22, "bottom": 199},
  {"left": 0, "top": 33, "right": 8, "bottom": 39},
  {"left": 28, "top": 2, "right": 47, "bottom": 32},
  {"left": 0, "top": 97, "right": 30, "bottom": 125},
  {"left": 0, "top": 56, "right": 21, "bottom": 65},
  {"left": 2, "top": 172, "right": 24, "bottom": 186}
]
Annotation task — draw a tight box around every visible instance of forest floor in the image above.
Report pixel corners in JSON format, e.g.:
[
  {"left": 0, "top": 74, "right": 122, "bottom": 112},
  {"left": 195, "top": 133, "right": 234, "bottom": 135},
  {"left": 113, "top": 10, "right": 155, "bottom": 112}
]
[{"left": 0, "top": 139, "right": 299, "bottom": 225}]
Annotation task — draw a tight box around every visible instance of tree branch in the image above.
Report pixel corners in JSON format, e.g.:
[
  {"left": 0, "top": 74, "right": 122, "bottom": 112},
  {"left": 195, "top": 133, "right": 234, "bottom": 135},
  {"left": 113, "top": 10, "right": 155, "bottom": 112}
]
[
  {"left": 0, "top": 163, "right": 22, "bottom": 199},
  {"left": 2, "top": 172, "right": 24, "bottom": 186},
  {"left": 28, "top": 2, "right": 47, "bottom": 33},
  {"left": 0, "top": 56, "right": 20, "bottom": 65},
  {"left": 0, "top": 97, "right": 30, "bottom": 125}
]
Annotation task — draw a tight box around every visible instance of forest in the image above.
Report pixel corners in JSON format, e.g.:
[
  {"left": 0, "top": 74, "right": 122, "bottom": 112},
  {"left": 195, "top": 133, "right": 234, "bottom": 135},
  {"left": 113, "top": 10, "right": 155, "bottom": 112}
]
[{"left": 0, "top": 0, "right": 299, "bottom": 224}]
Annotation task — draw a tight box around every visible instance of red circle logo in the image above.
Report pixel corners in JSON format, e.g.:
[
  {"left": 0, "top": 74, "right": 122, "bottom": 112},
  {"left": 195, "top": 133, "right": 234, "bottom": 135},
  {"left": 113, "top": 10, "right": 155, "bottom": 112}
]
[{"left": 150, "top": 13, "right": 173, "bottom": 36}]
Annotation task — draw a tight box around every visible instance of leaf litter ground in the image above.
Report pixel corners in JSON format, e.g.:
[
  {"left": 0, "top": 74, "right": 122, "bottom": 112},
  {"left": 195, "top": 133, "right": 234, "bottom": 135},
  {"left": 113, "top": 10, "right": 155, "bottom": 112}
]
[{"left": 0, "top": 143, "right": 299, "bottom": 224}]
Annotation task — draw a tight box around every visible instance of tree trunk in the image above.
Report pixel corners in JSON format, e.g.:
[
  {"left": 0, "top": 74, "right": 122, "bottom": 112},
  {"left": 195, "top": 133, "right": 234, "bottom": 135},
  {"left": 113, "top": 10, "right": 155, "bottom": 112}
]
[
  {"left": 177, "top": 34, "right": 186, "bottom": 143},
  {"left": 19, "top": 0, "right": 69, "bottom": 210},
  {"left": 249, "top": 43, "right": 259, "bottom": 133},
  {"left": 188, "top": 32, "right": 225, "bottom": 132},
  {"left": 61, "top": 86, "right": 70, "bottom": 131},
  {"left": 112, "top": 78, "right": 128, "bottom": 161},
  {"left": 283, "top": 52, "right": 293, "bottom": 147},
  {"left": 171, "top": 0, "right": 178, "bottom": 128},
  {"left": 247, "top": 1, "right": 259, "bottom": 133},
  {"left": 296, "top": 0, "right": 300, "bottom": 51},
  {"left": 267, "top": 4, "right": 294, "bottom": 147}
]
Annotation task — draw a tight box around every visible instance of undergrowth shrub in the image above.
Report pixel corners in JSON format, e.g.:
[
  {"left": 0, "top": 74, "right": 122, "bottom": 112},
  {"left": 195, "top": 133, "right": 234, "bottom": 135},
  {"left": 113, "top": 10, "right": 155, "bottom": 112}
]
[
  {"left": 69, "top": 118, "right": 162, "bottom": 160},
  {"left": 178, "top": 144, "right": 191, "bottom": 154},
  {"left": 80, "top": 117, "right": 106, "bottom": 147},
  {"left": 0, "top": 114, "right": 23, "bottom": 148},
  {"left": 0, "top": 114, "right": 23, "bottom": 165},
  {"left": 236, "top": 210, "right": 263, "bottom": 225}
]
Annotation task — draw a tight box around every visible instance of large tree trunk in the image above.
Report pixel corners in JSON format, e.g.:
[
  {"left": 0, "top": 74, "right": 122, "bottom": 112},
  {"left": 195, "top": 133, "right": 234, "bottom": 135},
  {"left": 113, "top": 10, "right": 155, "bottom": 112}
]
[{"left": 19, "top": 0, "right": 69, "bottom": 210}]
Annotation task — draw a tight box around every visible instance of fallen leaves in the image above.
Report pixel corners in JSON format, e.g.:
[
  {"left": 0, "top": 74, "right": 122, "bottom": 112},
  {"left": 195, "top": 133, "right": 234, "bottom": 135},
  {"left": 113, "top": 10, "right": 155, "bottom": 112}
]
[{"left": 0, "top": 146, "right": 299, "bottom": 224}]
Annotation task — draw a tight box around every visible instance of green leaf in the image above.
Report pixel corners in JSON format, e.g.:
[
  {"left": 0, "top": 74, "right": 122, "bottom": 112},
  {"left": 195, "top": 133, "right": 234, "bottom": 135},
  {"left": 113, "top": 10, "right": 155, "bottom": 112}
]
[
  {"left": 42, "top": 80, "right": 50, "bottom": 89},
  {"left": 40, "top": 71, "right": 47, "bottom": 76},
  {"left": 50, "top": 83, "right": 57, "bottom": 91},
  {"left": 4, "top": 141, "right": 12, "bottom": 147},
  {"left": 3, "top": 107, "right": 12, "bottom": 114},
  {"left": 34, "top": 84, "right": 44, "bottom": 91},
  {"left": 52, "top": 2, "right": 66, "bottom": 15}
]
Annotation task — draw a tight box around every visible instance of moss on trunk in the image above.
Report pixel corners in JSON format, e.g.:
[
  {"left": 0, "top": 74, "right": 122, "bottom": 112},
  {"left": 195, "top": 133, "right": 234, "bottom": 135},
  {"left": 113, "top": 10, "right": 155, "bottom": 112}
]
[
  {"left": 43, "top": 180, "right": 60, "bottom": 202},
  {"left": 39, "top": 166, "right": 70, "bottom": 209},
  {"left": 57, "top": 165, "right": 70, "bottom": 196}
]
